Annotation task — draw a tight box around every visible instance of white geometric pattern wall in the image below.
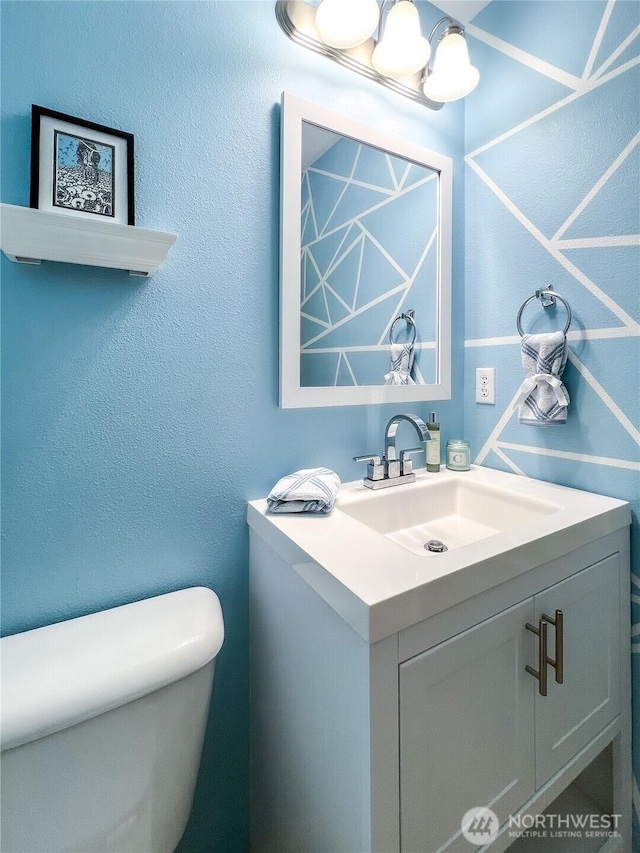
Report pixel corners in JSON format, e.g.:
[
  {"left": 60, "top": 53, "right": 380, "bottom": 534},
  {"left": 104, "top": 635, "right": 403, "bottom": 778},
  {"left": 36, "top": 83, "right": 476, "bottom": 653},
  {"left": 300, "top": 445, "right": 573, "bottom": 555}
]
[
  {"left": 300, "top": 135, "right": 438, "bottom": 387},
  {"left": 462, "top": 0, "right": 639, "bottom": 839}
]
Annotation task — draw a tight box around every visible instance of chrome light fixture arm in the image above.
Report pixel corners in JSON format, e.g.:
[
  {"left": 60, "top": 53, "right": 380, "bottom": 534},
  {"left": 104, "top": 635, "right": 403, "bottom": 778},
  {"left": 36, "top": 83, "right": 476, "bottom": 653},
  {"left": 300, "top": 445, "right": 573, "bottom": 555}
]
[{"left": 377, "top": 0, "right": 395, "bottom": 40}]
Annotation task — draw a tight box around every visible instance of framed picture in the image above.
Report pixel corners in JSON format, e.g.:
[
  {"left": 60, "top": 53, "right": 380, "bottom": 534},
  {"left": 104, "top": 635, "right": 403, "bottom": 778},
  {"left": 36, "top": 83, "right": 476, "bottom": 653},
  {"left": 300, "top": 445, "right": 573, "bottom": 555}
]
[{"left": 30, "top": 105, "right": 135, "bottom": 226}]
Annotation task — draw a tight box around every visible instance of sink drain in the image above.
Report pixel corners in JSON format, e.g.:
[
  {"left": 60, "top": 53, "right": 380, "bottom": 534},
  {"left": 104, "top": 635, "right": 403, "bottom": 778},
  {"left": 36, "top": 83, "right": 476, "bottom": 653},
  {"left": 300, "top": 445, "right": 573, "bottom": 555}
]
[{"left": 425, "top": 539, "right": 448, "bottom": 553}]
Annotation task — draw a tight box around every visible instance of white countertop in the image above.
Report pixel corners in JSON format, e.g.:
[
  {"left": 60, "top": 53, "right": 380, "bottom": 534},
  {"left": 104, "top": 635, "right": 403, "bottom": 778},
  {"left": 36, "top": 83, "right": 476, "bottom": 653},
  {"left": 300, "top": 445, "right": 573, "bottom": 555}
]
[{"left": 247, "top": 466, "right": 630, "bottom": 643}]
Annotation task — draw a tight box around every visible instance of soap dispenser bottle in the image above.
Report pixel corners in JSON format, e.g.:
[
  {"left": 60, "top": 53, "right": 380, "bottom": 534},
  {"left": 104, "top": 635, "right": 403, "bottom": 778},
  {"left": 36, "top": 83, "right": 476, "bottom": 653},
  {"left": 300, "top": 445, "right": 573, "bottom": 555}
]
[{"left": 426, "top": 412, "right": 441, "bottom": 472}]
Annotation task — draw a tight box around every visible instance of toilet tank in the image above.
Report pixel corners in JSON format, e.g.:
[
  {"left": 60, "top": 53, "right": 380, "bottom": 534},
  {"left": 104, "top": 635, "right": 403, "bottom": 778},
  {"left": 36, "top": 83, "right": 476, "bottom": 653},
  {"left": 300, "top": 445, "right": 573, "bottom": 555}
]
[{"left": 0, "top": 587, "right": 224, "bottom": 853}]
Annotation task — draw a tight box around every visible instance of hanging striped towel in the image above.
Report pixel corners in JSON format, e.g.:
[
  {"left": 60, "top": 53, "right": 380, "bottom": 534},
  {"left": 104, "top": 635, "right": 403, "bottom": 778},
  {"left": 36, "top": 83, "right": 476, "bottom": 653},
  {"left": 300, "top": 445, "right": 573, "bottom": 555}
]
[
  {"left": 513, "top": 331, "right": 570, "bottom": 426},
  {"left": 267, "top": 468, "right": 341, "bottom": 514},
  {"left": 384, "top": 343, "right": 416, "bottom": 385}
]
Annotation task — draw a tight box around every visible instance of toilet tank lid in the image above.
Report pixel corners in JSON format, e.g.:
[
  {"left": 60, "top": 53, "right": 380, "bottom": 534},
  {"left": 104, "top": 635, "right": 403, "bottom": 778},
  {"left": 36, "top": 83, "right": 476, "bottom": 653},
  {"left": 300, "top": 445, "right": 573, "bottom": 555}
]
[{"left": 0, "top": 587, "right": 224, "bottom": 752}]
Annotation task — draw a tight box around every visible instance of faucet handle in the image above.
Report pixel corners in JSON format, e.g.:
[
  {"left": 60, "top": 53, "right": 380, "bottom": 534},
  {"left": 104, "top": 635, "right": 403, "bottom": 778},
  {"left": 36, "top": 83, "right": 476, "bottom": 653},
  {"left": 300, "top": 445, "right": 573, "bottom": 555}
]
[
  {"left": 353, "top": 454, "right": 384, "bottom": 481},
  {"left": 400, "top": 447, "right": 424, "bottom": 476}
]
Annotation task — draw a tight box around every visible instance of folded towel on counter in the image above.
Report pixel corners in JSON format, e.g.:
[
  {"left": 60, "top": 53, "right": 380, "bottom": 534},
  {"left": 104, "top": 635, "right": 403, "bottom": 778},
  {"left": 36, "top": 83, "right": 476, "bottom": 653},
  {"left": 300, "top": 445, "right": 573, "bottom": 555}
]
[
  {"left": 267, "top": 467, "right": 341, "bottom": 514},
  {"left": 513, "top": 331, "right": 570, "bottom": 426},
  {"left": 384, "top": 343, "right": 416, "bottom": 386}
]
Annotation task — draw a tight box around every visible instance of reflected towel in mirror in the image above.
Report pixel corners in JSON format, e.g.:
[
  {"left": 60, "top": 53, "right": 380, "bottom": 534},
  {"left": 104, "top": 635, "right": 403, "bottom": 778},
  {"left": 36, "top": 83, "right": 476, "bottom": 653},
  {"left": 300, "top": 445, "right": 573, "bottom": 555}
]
[{"left": 384, "top": 343, "right": 416, "bottom": 386}]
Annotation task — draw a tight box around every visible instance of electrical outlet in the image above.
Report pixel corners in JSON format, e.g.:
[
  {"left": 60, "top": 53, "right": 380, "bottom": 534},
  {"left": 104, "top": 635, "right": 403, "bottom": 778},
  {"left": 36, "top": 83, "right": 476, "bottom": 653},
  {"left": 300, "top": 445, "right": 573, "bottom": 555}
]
[{"left": 476, "top": 367, "right": 496, "bottom": 404}]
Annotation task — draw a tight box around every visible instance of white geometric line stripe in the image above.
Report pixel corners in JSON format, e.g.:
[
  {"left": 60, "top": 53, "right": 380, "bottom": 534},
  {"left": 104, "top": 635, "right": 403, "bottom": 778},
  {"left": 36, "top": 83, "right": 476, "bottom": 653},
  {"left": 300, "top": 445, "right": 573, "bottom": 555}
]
[
  {"left": 466, "top": 23, "right": 583, "bottom": 90},
  {"left": 306, "top": 251, "right": 323, "bottom": 294},
  {"left": 301, "top": 282, "right": 408, "bottom": 350},
  {"left": 308, "top": 168, "right": 395, "bottom": 196},
  {"left": 493, "top": 445, "right": 527, "bottom": 476},
  {"left": 306, "top": 341, "right": 436, "bottom": 354},
  {"left": 496, "top": 442, "right": 640, "bottom": 471},
  {"left": 411, "top": 227, "right": 438, "bottom": 280},
  {"left": 303, "top": 173, "right": 437, "bottom": 250},
  {"left": 465, "top": 326, "right": 640, "bottom": 347},
  {"left": 323, "top": 232, "right": 364, "bottom": 282},
  {"left": 466, "top": 157, "right": 637, "bottom": 328},
  {"left": 590, "top": 53, "right": 640, "bottom": 85},
  {"left": 352, "top": 235, "right": 365, "bottom": 312},
  {"left": 377, "top": 227, "right": 438, "bottom": 346},
  {"left": 474, "top": 390, "right": 522, "bottom": 465},
  {"left": 552, "top": 132, "right": 640, "bottom": 241},
  {"left": 466, "top": 55, "right": 640, "bottom": 161},
  {"left": 323, "top": 281, "right": 354, "bottom": 316},
  {"left": 592, "top": 23, "right": 640, "bottom": 81},
  {"left": 472, "top": 352, "right": 640, "bottom": 469},
  {"left": 554, "top": 235, "right": 640, "bottom": 249},
  {"left": 300, "top": 311, "right": 329, "bottom": 328},
  {"left": 582, "top": 0, "right": 615, "bottom": 81},
  {"left": 358, "top": 223, "right": 412, "bottom": 281},
  {"left": 343, "top": 353, "right": 357, "bottom": 386},
  {"left": 324, "top": 229, "right": 361, "bottom": 284},
  {"left": 300, "top": 280, "right": 322, "bottom": 308},
  {"left": 319, "top": 144, "right": 362, "bottom": 237},
  {"left": 567, "top": 350, "right": 640, "bottom": 445},
  {"left": 306, "top": 172, "right": 319, "bottom": 240},
  {"left": 386, "top": 153, "right": 399, "bottom": 192},
  {"left": 398, "top": 161, "right": 412, "bottom": 191},
  {"left": 333, "top": 353, "right": 341, "bottom": 387}
]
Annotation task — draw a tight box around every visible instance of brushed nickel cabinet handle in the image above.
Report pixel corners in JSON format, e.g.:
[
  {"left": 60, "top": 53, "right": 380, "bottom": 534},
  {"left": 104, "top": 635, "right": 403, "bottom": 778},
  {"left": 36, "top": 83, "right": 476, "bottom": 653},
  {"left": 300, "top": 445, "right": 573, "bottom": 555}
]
[
  {"left": 525, "top": 619, "right": 548, "bottom": 697},
  {"left": 542, "top": 610, "right": 564, "bottom": 684}
]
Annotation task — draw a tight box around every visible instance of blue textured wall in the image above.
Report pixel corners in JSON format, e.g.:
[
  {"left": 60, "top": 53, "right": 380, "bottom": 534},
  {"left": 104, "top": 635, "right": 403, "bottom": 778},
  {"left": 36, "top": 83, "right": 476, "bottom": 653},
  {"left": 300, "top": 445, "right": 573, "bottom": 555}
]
[
  {"left": 463, "top": 0, "right": 639, "bottom": 840},
  {"left": 0, "top": 2, "right": 464, "bottom": 851}
]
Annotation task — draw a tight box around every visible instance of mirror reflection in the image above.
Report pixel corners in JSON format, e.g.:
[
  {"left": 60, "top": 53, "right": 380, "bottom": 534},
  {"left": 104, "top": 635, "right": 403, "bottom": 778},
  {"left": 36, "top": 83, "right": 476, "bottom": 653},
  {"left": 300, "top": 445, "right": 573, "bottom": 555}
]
[
  {"left": 300, "top": 122, "right": 439, "bottom": 388},
  {"left": 279, "top": 93, "right": 451, "bottom": 408}
]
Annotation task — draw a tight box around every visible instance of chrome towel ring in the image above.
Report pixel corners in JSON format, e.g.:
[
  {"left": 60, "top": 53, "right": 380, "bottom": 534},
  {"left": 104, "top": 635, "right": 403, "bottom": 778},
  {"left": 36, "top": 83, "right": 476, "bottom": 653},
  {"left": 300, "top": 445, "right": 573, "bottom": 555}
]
[
  {"left": 516, "top": 288, "right": 572, "bottom": 337},
  {"left": 389, "top": 309, "right": 417, "bottom": 346}
]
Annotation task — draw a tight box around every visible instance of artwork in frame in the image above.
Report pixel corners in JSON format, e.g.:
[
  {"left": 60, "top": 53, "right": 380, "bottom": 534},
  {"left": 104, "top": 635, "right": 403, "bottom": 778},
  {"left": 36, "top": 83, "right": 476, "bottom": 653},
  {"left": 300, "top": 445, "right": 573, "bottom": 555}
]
[{"left": 30, "top": 105, "right": 135, "bottom": 226}]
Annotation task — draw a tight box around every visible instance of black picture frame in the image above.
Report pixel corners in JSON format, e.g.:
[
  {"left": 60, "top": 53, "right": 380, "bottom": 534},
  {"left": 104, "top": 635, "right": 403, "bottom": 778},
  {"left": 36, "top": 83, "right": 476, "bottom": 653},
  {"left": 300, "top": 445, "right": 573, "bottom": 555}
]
[{"left": 30, "top": 105, "right": 135, "bottom": 226}]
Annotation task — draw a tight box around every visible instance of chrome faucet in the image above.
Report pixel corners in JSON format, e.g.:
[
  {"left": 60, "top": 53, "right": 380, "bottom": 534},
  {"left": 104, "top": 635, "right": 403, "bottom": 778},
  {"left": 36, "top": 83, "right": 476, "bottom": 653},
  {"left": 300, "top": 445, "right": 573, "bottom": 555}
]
[{"left": 354, "top": 413, "right": 430, "bottom": 490}]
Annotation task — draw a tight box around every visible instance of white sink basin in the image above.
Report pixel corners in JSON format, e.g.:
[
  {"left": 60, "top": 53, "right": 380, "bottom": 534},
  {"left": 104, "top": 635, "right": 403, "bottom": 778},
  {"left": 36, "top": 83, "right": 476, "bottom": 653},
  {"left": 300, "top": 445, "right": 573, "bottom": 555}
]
[
  {"left": 338, "top": 475, "right": 562, "bottom": 555},
  {"left": 248, "top": 465, "right": 629, "bottom": 642}
]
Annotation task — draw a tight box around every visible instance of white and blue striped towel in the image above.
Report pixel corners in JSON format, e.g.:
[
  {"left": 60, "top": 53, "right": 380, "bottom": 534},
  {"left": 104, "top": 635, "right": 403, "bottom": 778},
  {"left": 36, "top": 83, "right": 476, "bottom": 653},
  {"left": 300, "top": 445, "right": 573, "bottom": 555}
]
[
  {"left": 384, "top": 343, "right": 416, "bottom": 386},
  {"left": 513, "top": 331, "right": 570, "bottom": 426},
  {"left": 267, "top": 468, "right": 341, "bottom": 514}
]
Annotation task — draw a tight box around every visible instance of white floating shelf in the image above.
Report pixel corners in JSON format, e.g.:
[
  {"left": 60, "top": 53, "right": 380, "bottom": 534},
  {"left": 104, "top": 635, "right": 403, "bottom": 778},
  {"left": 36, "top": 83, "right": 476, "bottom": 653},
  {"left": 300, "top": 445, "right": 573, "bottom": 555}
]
[{"left": 0, "top": 203, "right": 178, "bottom": 277}]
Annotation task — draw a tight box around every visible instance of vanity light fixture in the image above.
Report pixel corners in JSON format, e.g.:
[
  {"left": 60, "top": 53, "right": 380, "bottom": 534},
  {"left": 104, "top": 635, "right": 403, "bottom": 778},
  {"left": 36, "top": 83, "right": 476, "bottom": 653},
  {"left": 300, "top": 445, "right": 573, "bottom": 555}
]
[
  {"left": 274, "top": 0, "right": 480, "bottom": 111},
  {"left": 422, "top": 19, "right": 480, "bottom": 102}
]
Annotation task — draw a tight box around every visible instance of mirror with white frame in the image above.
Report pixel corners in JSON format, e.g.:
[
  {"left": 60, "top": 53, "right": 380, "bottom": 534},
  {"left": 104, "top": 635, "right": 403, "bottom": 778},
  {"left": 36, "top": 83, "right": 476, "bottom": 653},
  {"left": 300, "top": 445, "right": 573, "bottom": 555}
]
[{"left": 280, "top": 92, "right": 452, "bottom": 408}]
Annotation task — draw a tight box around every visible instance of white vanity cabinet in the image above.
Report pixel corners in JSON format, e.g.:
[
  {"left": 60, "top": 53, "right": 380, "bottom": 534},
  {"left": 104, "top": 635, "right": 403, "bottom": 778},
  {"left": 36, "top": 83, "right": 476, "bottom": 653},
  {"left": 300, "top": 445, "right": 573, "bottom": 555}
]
[
  {"left": 534, "top": 554, "right": 621, "bottom": 785},
  {"left": 248, "top": 469, "right": 631, "bottom": 853},
  {"left": 399, "top": 554, "right": 622, "bottom": 852},
  {"left": 399, "top": 599, "right": 536, "bottom": 853}
]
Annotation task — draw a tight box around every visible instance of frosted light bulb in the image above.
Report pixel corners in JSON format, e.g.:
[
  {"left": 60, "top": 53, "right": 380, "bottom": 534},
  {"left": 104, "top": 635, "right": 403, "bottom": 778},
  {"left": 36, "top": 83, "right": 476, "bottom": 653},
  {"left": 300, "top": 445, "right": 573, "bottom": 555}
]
[
  {"left": 315, "top": 0, "right": 380, "bottom": 50},
  {"left": 423, "top": 31, "right": 479, "bottom": 102},
  {"left": 372, "top": 1, "right": 430, "bottom": 79}
]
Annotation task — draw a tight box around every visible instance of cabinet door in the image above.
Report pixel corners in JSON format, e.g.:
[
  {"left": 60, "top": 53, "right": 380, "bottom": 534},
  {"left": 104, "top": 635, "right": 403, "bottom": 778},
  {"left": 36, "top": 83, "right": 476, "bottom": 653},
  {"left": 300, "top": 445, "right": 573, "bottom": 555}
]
[
  {"left": 399, "top": 600, "right": 535, "bottom": 852},
  {"left": 534, "top": 554, "right": 621, "bottom": 786}
]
